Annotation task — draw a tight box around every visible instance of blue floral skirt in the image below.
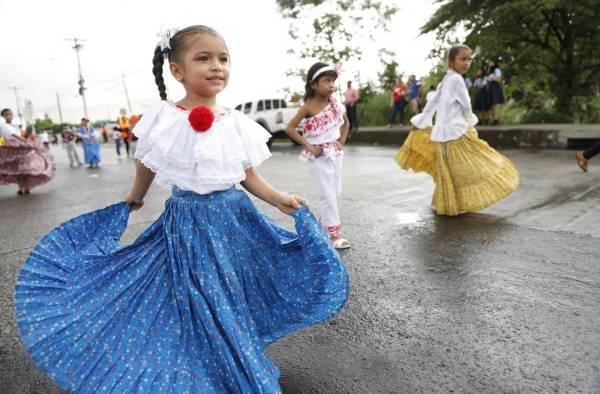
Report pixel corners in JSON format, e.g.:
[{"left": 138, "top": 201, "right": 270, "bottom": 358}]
[{"left": 15, "top": 187, "right": 349, "bottom": 393}]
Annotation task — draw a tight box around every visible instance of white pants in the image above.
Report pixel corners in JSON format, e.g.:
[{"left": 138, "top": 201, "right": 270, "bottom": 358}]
[
  {"left": 308, "top": 155, "right": 343, "bottom": 237},
  {"left": 64, "top": 142, "right": 81, "bottom": 166}
]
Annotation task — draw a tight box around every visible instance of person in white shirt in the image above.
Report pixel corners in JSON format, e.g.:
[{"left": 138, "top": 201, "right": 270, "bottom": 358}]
[{"left": 394, "top": 45, "right": 519, "bottom": 216}]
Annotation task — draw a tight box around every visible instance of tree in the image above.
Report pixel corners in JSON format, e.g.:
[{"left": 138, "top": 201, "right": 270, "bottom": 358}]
[
  {"left": 377, "top": 49, "right": 400, "bottom": 92},
  {"left": 276, "top": 0, "right": 398, "bottom": 96},
  {"left": 422, "top": 0, "right": 600, "bottom": 117}
]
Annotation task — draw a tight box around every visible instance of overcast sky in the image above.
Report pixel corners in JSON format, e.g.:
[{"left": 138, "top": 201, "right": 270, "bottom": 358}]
[{"left": 0, "top": 0, "right": 440, "bottom": 123}]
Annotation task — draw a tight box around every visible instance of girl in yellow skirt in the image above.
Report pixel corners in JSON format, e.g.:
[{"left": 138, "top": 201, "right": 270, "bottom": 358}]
[{"left": 395, "top": 45, "right": 519, "bottom": 216}]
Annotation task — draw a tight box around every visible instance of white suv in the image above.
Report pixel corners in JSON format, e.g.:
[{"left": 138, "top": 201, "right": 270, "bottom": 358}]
[{"left": 235, "top": 99, "right": 300, "bottom": 146}]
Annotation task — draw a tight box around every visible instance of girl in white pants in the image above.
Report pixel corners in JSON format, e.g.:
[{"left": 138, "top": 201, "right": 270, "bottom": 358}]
[{"left": 285, "top": 62, "right": 351, "bottom": 249}]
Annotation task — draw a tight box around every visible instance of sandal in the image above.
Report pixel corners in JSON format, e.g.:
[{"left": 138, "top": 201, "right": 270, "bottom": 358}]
[
  {"left": 332, "top": 238, "right": 351, "bottom": 250},
  {"left": 576, "top": 151, "right": 588, "bottom": 172}
]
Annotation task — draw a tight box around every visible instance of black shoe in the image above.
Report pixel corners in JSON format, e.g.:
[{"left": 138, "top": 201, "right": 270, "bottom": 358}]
[
  {"left": 25, "top": 190, "right": 30, "bottom": 195},
  {"left": 17, "top": 190, "right": 24, "bottom": 195}
]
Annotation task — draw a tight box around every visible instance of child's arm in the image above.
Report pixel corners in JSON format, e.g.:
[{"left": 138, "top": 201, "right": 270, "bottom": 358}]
[
  {"left": 337, "top": 113, "right": 350, "bottom": 146},
  {"left": 284, "top": 105, "right": 323, "bottom": 157},
  {"left": 124, "top": 160, "right": 156, "bottom": 211},
  {"left": 241, "top": 167, "right": 304, "bottom": 215}
]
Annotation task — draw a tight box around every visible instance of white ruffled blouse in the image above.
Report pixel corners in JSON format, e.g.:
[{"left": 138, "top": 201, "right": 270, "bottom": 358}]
[
  {"left": 411, "top": 70, "right": 478, "bottom": 142},
  {"left": 133, "top": 101, "right": 272, "bottom": 195}
]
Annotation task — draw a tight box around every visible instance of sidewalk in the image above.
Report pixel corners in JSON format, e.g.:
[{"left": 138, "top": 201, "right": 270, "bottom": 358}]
[{"left": 347, "top": 124, "right": 600, "bottom": 149}]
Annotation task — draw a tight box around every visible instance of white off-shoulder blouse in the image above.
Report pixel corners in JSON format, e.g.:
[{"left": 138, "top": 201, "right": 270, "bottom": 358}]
[
  {"left": 411, "top": 70, "right": 478, "bottom": 142},
  {"left": 133, "top": 101, "right": 272, "bottom": 195}
]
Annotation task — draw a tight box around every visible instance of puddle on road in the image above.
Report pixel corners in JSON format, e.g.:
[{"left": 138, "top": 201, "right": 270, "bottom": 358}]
[{"left": 396, "top": 212, "right": 422, "bottom": 225}]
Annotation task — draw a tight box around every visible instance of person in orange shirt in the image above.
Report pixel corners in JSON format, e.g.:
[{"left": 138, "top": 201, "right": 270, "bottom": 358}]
[
  {"left": 387, "top": 77, "right": 408, "bottom": 127},
  {"left": 129, "top": 114, "right": 141, "bottom": 157},
  {"left": 115, "top": 115, "right": 131, "bottom": 157}
]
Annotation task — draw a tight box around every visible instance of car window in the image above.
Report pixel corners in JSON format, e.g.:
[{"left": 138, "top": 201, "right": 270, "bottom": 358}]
[
  {"left": 257, "top": 100, "right": 264, "bottom": 111},
  {"left": 273, "top": 100, "right": 280, "bottom": 109},
  {"left": 235, "top": 104, "right": 242, "bottom": 111},
  {"left": 243, "top": 102, "right": 252, "bottom": 114},
  {"left": 265, "top": 100, "right": 272, "bottom": 110},
  {"left": 280, "top": 100, "right": 287, "bottom": 108}
]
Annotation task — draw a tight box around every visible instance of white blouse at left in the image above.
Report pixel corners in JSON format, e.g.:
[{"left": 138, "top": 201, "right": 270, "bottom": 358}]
[{"left": 133, "top": 101, "right": 272, "bottom": 195}]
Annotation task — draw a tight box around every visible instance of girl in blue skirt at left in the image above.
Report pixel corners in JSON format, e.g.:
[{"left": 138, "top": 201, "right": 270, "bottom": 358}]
[
  {"left": 15, "top": 25, "right": 349, "bottom": 393},
  {"left": 77, "top": 117, "right": 100, "bottom": 168}
]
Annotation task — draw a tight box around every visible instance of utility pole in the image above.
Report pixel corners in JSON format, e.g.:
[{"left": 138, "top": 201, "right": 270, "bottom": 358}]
[
  {"left": 65, "top": 38, "right": 88, "bottom": 118},
  {"left": 121, "top": 71, "right": 132, "bottom": 113},
  {"left": 56, "top": 92, "right": 64, "bottom": 124},
  {"left": 8, "top": 86, "right": 23, "bottom": 123}
]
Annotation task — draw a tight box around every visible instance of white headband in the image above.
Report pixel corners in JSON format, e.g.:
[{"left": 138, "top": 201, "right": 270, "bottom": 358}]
[{"left": 311, "top": 65, "right": 336, "bottom": 82}]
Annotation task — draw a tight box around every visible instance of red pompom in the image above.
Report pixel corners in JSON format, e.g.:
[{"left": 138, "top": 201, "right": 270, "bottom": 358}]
[{"left": 188, "top": 106, "right": 215, "bottom": 132}]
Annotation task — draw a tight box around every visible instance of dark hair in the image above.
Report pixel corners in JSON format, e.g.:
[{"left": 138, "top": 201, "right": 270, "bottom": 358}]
[
  {"left": 152, "top": 25, "right": 225, "bottom": 100},
  {"left": 447, "top": 45, "right": 472, "bottom": 63},
  {"left": 304, "top": 62, "right": 338, "bottom": 102},
  {"left": 1, "top": 108, "right": 11, "bottom": 116}
]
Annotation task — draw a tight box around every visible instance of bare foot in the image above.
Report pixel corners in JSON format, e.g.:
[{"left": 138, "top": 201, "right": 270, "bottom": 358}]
[{"left": 576, "top": 151, "right": 588, "bottom": 172}]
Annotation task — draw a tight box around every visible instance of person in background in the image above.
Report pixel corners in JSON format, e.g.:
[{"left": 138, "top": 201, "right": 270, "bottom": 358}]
[
  {"left": 77, "top": 118, "right": 101, "bottom": 168},
  {"left": 473, "top": 67, "right": 489, "bottom": 125},
  {"left": 62, "top": 124, "right": 82, "bottom": 167},
  {"left": 387, "top": 77, "right": 408, "bottom": 127},
  {"left": 487, "top": 60, "right": 505, "bottom": 125},
  {"left": 116, "top": 116, "right": 131, "bottom": 157},
  {"left": 408, "top": 74, "right": 421, "bottom": 114},
  {"left": 343, "top": 81, "right": 360, "bottom": 133},
  {"left": 112, "top": 124, "right": 123, "bottom": 157},
  {"left": 576, "top": 142, "right": 600, "bottom": 172},
  {"left": 40, "top": 129, "right": 50, "bottom": 149},
  {"left": 101, "top": 124, "right": 109, "bottom": 143},
  {"left": 128, "top": 114, "right": 141, "bottom": 157},
  {"left": 0, "top": 108, "right": 55, "bottom": 194},
  {"left": 395, "top": 45, "right": 519, "bottom": 216}
]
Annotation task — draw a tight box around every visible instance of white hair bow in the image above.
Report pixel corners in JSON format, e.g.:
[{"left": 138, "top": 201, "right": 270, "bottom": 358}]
[{"left": 157, "top": 28, "right": 178, "bottom": 55}]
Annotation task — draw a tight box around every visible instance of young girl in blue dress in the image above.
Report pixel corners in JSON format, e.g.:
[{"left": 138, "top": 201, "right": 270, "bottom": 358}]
[{"left": 15, "top": 25, "right": 348, "bottom": 393}]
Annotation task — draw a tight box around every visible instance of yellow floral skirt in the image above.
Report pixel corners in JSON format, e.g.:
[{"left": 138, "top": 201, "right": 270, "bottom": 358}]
[{"left": 395, "top": 128, "right": 519, "bottom": 216}]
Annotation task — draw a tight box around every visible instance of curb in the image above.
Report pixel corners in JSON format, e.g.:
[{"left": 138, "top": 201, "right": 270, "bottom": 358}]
[{"left": 345, "top": 124, "right": 600, "bottom": 149}]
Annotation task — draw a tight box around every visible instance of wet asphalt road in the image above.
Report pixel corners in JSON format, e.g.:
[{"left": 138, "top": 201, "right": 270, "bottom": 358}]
[{"left": 1, "top": 142, "right": 599, "bottom": 393}]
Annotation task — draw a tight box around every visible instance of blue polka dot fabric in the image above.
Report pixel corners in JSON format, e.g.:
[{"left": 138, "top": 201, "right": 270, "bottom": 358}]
[{"left": 15, "top": 187, "right": 349, "bottom": 393}]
